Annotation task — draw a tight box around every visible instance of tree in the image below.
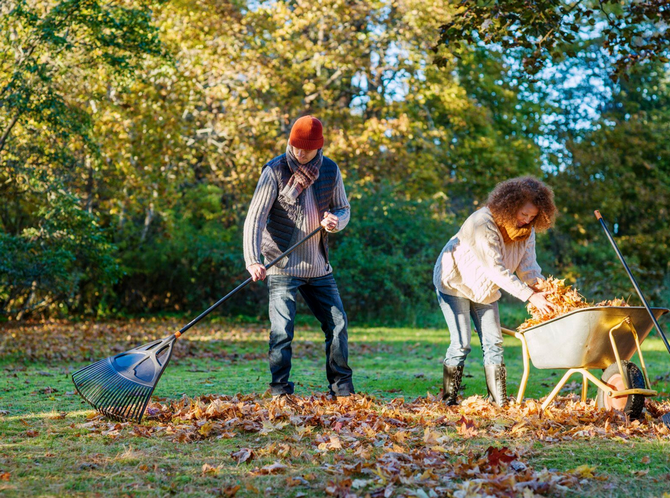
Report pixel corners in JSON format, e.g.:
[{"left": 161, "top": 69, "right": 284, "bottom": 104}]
[
  {"left": 548, "top": 62, "right": 670, "bottom": 302},
  {"left": 94, "top": 0, "right": 547, "bottom": 317},
  {"left": 0, "top": 0, "right": 163, "bottom": 317},
  {"left": 1, "top": 0, "right": 551, "bottom": 320},
  {"left": 435, "top": 0, "right": 670, "bottom": 80}
]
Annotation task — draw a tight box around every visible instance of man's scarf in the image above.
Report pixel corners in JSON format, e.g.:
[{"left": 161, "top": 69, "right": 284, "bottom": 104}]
[{"left": 280, "top": 144, "right": 323, "bottom": 201}]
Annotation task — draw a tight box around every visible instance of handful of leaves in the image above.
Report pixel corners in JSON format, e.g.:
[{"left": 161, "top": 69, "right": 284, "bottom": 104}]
[{"left": 518, "top": 276, "right": 628, "bottom": 331}]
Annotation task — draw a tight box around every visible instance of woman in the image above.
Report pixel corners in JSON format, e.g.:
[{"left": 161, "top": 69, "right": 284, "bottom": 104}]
[{"left": 433, "top": 176, "right": 556, "bottom": 407}]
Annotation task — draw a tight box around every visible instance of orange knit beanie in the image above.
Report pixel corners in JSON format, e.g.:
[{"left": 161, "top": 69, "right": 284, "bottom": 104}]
[{"left": 289, "top": 116, "right": 324, "bottom": 150}]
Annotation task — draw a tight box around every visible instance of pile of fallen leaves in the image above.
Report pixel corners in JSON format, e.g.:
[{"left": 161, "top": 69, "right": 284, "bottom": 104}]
[
  {"left": 518, "top": 277, "right": 629, "bottom": 331},
  {"left": 75, "top": 392, "right": 670, "bottom": 497}
]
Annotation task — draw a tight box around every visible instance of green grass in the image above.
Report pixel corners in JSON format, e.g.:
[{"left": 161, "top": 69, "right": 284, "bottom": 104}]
[{"left": 1, "top": 312, "right": 670, "bottom": 497}]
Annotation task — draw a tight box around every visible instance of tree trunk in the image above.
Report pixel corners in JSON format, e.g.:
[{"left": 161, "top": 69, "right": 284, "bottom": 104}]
[
  {"left": 140, "top": 203, "right": 154, "bottom": 243},
  {"left": 85, "top": 155, "right": 94, "bottom": 213},
  {"left": 0, "top": 113, "right": 20, "bottom": 153},
  {"left": 16, "top": 280, "right": 37, "bottom": 321}
]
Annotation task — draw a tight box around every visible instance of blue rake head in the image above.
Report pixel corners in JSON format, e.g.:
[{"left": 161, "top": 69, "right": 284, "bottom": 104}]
[{"left": 71, "top": 334, "right": 177, "bottom": 423}]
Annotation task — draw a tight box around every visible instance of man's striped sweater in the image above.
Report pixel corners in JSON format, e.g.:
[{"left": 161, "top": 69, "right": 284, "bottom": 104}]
[{"left": 243, "top": 157, "right": 350, "bottom": 278}]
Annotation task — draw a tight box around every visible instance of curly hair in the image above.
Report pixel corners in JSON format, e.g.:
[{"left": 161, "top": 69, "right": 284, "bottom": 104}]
[{"left": 486, "top": 176, "right": 556, "bottom": 232}]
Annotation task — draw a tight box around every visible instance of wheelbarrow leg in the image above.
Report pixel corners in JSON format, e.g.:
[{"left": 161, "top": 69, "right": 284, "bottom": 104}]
[
  {"left": 501, "top": 328, "right": 530, "bottom": 404},
  {"left": 542, "top": 368, "right": 611, "bottom": 411},
  {"left": 581, "top": 373, "right": 588, "bottom": 402},
  {"left": 517, "top": 334, "right": 531, "bottom": 404},
  {"left": 541, "top": 368, "right": 580, "bottom": 411},
  {"left": 610, "top": 318, "right": 653, "bottom": 391}
]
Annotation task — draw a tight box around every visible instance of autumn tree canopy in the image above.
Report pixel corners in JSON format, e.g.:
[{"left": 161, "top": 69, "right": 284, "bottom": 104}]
[
  {"left": 435, "top": 0, "right": 670, "bottom": 79},
  {"left": 1, "top": 0, "right": 669, "bottom": 321}
]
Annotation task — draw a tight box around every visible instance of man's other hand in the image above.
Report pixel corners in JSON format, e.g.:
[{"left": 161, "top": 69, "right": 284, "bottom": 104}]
[{"left": 247, "top": 263, "right": 266, "bottom": 281}]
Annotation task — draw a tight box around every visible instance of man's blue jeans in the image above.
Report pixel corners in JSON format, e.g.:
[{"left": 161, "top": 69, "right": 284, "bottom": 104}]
[
  {"left": 436, "top": 290, "right": 504, "bottom": 366},
  {"left": 267, "top": 273, "right": 354, "bottom": 396}
]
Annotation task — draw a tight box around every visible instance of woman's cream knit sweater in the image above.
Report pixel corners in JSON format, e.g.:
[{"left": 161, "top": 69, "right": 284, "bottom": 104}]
[{"left": 433, "top": 207, "right": 543, "bottom": 304}]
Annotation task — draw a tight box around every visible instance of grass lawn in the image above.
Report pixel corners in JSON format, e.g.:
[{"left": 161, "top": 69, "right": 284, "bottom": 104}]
[{"left": 1, "top": 310, "right": 670, "bottom": 497}]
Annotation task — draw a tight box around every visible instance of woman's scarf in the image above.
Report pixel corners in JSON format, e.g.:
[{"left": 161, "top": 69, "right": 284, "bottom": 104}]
[
  {"left": 498, "top": 223, "right": 533, "bottom": 244},
  {"left": 281, "top": 144, "right": 323, "bottom": 201}
]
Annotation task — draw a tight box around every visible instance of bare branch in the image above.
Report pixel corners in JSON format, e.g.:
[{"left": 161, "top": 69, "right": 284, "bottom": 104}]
[{"left": 0, "top": 113, "right": 21, "bottom": 153}]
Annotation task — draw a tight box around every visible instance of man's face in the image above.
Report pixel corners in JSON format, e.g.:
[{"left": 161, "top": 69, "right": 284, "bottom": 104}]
[{"left": 292, "top": 146, "right": 318, "bottom": 164}]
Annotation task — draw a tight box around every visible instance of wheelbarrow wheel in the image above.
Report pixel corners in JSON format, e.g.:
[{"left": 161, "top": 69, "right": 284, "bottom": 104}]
[{"left": 595, "top": 360, "right": 645, "bottom": 419}]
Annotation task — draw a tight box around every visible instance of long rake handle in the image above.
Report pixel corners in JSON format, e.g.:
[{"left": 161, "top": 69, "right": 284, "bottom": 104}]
[
  {"left": 594, "top": 210, "right": 670, "bottom": 354},
  {"left": 175, "top": 226, "right": 324, "bottom": 337}
]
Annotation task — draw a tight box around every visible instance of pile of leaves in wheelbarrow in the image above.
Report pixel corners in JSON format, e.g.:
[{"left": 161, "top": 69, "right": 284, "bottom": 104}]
[{"left": 518, "top": 276, "right": 629, "bottom": 331}]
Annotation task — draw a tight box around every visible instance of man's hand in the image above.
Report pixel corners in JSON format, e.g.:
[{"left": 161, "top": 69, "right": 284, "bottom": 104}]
[
  {"left": 247, "top": 263, "right": 266, "bottom": 282},
  {"left": 321, "top": 211, "right": 339, "bottom": 232}
]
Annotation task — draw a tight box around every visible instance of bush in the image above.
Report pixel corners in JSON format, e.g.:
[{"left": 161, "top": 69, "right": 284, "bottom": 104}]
[
  {"left": 0, "top": 193, "right": 118, "bottom": 318},
  {"left": 330, "top": 185, "right": 455, "bottom": 325},
  {"left": 111, "top": 183, "right": 250, "bottom": 315}
]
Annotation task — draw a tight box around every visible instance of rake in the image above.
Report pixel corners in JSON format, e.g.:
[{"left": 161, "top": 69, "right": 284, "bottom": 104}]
[
  {"left": 595, "top": 210, "right": 670, "bottom": 428},
  {"left": 72, "top": 226, "right": 323, "bottom": 423}
]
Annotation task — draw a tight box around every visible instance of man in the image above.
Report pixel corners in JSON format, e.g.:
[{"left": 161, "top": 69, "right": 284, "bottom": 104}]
[{"left": 243, "top": 115, "right": 354, "bottom": 399}]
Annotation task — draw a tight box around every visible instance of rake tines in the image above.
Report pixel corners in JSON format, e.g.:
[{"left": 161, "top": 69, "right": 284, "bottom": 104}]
[{"left": 71, "top": 334, "right": 177, "bottom": 423}]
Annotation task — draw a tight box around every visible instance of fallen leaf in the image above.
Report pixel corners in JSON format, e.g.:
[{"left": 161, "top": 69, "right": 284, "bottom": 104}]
[
  {"left": 327, "top": 434, "right": 342, "bottom": 450},
  {"left": 572, "top": 464, "right": 597, "bottom": 478},
  {"left": 231, "top": 448, "right": 254, "bottom": 464},
  {"left": 201, "top": 463, "right": 221, "bottom": 475},
  {"left": 253, "top": 461, "right": 287, "bottom": 475},
  {"left": 221, "top": 484, "right": 240, "bottom": 497},
  {"left": 351, "top": 478, "right": 371, "bottom": 489},
  {"left": 457, "top": 415, "right": 478, "bottom": 437},
  {"left": 286, "top": 476, "right": 309, "bottom": 486},
  {"left": 486, "top": 446, "right": 516, "bottom": 468},
  {"left": 423, "top": 427, "right": 440, "bottom": 446},
  {"left": 199, "top": 421, "right": 214, "bottom": 437}
]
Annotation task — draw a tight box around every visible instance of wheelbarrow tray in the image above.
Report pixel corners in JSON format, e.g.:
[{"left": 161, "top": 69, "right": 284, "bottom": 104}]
[{"left": 521, "top": 306, "right": 669, "bottom": 370}]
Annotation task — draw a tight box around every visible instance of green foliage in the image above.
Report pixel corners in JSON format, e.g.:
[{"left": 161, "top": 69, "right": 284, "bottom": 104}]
[
  {"left": 0, "top": 192, "right": 119, "bottom": 318},
  {"left": 0, "top": 0, "right": 163, "bottom": 152},
  {"left": 0, "top": 0, "right": 164, "bottom": 319},
  {"left": 545, "top": 63, "right": 670, "bottom": 303},
  {"left": 1, "top": 0, "right": 669, "bottom": 321},
  {"left": 111, "top": 183, "right": 246, "bottom": 315},
  {"left": 1, "top": 0, "right": 543, "bottom": 320},
  {"left": 436, "top": 0, "right": 670, "bottom": 79},
  {"left": 331, "top": 185, "right": 454, "bottom": 325}
]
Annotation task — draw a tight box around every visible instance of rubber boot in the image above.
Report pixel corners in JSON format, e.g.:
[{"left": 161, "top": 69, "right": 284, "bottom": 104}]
[
  {"left": 484, "top": 364, "right": 508, "bottom": 407},
  {"left": 442, "top": 364, "right": 464, "bottom": 406}
]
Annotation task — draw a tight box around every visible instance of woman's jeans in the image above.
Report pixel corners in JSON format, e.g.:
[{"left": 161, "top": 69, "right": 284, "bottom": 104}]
[
  {"left": 267, "top": 273, "right": 354, "bottom": 396},
  {"left": 436, "top": 290, "right": 504, "bottom": 367}
]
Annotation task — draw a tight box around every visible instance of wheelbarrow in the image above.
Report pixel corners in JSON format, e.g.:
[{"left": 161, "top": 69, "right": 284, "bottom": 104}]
[{"left": 502, "top": 306, "right": 669, "bottom": 418}]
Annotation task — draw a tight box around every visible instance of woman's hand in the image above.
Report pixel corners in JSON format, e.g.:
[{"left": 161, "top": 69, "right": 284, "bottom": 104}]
[
  {"left": 528, "top": 291, "right": 554, "bottom": 315},
  {"left": 247, "top": 263, "right": 266, "bottom": 282},
  {"left": 528, "top": 278, "right": 545, "bottom": 293}
]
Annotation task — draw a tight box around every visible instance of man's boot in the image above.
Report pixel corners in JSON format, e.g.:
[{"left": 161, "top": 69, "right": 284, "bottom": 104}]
[
  {"left": 442, "top": 364, "right": 464, "bottom": 406},
  {"left": 484, "top": 364, "right": 508, "bottom": 407}
]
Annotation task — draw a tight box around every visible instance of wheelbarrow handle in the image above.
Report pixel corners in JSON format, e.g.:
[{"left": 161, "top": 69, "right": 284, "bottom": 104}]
[
  {"left": 176, "top": 226, "right": 324, "bottom": 337},
  {"left": 594, "top": 210, "right": 670, "bottom": 354}
]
